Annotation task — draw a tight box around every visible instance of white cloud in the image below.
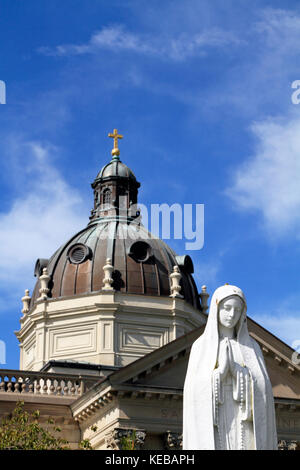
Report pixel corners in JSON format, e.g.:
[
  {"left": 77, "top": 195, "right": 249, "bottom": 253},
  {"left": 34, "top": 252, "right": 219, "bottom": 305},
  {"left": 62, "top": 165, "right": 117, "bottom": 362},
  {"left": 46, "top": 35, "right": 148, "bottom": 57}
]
[
  {"left": 188, "top": 8, "right": 300, "bottom": 119},
  {"left": 226, "top": 114, "right": 300, "bottom": 237},
  {"left": 256, "top": 8, "right": 300, "bottom": 53},
  {"left": 38, "top": 24, "right": 243, "bottom": 62},
  {"left": 0, "top": 137, "right": 89, "bottom": 287}
]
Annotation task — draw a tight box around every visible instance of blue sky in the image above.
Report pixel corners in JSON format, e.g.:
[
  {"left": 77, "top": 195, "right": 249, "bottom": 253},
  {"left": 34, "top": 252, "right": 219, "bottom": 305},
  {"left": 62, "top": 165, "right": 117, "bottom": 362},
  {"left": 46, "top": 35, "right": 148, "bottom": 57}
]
[{"left": 1, "top": 0, "right": 300, "bottom": 369}]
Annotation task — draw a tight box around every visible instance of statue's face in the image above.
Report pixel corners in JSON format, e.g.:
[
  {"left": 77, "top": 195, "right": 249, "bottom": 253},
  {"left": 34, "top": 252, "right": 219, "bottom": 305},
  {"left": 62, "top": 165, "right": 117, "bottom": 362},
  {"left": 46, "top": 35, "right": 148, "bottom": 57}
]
[{"left": 218, "top": 295, "right": 243, "bottom": 330}]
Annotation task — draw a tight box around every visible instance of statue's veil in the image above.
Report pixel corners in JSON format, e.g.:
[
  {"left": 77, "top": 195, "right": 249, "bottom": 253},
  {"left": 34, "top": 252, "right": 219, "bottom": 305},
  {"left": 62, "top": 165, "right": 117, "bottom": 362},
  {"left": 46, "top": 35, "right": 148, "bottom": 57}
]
[{"left": 183, "top": 284, "right": 277, "bottom": 450}]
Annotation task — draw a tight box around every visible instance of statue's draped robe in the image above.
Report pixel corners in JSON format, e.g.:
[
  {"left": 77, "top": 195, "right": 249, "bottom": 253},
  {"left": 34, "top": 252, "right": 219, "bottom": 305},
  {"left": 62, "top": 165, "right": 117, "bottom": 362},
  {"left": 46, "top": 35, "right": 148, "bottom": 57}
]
[
  {"left": 213, "top": 337, "right": 254, "bottom": 450},
  {"left": 183, "top": 285, "right": 278, "bottom": 450}
]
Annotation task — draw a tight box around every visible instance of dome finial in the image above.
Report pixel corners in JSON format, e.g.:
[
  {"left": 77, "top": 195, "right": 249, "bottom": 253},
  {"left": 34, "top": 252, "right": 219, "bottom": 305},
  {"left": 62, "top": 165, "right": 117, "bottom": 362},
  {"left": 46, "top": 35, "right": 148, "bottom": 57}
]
[{"left": 108, "top": 128, "right": 123, "bottom": 160}]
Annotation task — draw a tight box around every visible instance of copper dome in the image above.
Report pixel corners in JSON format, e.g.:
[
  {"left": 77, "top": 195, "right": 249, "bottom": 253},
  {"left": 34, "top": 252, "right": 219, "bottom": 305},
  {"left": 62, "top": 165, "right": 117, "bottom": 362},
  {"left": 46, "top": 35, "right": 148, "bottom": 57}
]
[
  {"left": 96, "top": 159, "right": 137, "bottom": 181},
  {"left": 31, "top": 150, "right": 201, "bottom": 310},
  {"left": 31, "top": 219, "right": 200, "bottom": 308}
]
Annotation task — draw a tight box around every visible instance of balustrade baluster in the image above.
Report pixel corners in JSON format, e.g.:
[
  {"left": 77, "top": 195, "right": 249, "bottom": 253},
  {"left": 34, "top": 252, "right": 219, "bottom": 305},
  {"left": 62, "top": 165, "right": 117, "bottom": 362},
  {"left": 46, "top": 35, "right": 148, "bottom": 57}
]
[
  {"left": 79, "top": 380, "right": 85, "bottom": 395},
  {"left": 0, "top": 370, "right": 89, "bottom": 397},
  {"left": 63, "top": 382, "right": 69, "bottom": 395},
  {"left": 56, "top": 381, "right": 62, "bottom": 395},
  {"left": 49, "top": 380, "right": 55, "bottom": 395},
  {"left": 53, "top": 380, "right": 58, "bottom": 395},
  {"left": 42, "top": 378, "right": 48, "bottom": 394},
  {"left": 17, "top": 377, "right": 23, "bottom": 393},
  {"left": 36, "top": 378, "right": 41, "bottom": 394}
]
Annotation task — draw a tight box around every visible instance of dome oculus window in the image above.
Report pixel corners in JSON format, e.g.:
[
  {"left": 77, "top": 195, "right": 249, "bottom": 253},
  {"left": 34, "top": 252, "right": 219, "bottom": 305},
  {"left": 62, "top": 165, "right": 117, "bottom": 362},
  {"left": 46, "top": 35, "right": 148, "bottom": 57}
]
[
  {"left": 67, "top": 244, "right": 91, "bottom": 265},
  {"left": 128, "top": 241, "right": 152, "bottom": 263}
]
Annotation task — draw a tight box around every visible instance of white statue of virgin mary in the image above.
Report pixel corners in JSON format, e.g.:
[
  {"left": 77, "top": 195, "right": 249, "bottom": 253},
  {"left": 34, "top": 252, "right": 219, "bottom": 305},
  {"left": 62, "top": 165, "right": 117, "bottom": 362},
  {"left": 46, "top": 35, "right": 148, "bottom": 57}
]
[{"left": 183, "top": 284, "right": 278, "bottom": 450}]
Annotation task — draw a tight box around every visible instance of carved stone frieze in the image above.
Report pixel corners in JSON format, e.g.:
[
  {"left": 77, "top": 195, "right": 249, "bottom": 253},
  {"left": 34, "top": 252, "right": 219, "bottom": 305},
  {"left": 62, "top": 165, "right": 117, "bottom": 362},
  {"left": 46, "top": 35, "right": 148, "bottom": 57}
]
[
  {"left": 105, "top": 427, "right": 146, "bottom": 450},
  {"left": 164, "top": 431, "right": 182, "bottom": 450},
  {"left": 278, "top": 440, "right": 300, "bottom": 450}
]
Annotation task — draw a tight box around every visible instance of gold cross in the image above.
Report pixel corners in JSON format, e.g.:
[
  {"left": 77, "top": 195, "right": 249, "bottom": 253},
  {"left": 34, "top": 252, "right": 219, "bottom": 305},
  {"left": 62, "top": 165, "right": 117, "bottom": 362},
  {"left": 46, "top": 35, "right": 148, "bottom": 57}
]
[{"left": 108, "top": 128, "right": 123, "bottom": 157}]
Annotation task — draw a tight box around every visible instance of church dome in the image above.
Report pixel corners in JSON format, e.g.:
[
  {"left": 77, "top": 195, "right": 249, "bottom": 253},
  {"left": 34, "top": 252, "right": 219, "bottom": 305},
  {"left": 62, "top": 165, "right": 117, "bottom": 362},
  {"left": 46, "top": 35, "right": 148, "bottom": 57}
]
[
  {"left": 96, "top": 159, "right": 137, "bottom": 182},
  {"left": 30, "top": 130, "right": 201, "bottom": 311},
  {"left": 31, "top": 219, "right": 200, "bottom": 309}
]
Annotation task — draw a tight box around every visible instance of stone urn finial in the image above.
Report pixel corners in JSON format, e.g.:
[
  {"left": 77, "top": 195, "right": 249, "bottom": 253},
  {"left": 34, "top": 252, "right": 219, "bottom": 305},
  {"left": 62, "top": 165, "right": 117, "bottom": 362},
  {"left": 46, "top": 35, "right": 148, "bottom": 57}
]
[
  {"left": 21, "top": 289, "right": 31, "bottom": 315},
  {"left": 170, "top": 265, "right": 183, "bottom": 298},
  {"left": 199, "top": 285, "right": 209, "bottom": 313},
  {"left": 103, "top": 258, "right": 114, "bottom": 290},
  {"left": 38, "top": 267, "right": 51, "bottom": 300}
]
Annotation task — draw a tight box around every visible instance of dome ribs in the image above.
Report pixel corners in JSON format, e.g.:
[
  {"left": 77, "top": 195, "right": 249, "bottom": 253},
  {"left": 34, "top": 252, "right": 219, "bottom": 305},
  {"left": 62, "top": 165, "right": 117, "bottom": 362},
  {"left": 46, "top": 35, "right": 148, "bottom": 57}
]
[
  {"left": 154, "top": 263, "right": 161, "bottom": 296},
  {"left": 74, "top": 226, "right": 97, "bottom": 295},
  {"left": 90, "top": 224, "right": 103, "bottom": 292},
  {"left": 30, "top": 220, "right": 200, "bottom": 309},
  {"left": 42, "top": 227, "right": 90, "bottom": 300},
  {"left": 76, "top": 259, "right": 92, "bottom": 295},
  {"left": 92, "top": 224, "right": 108, "bottom": 292},
  {"left": 61, "top": 261, "right": 77, "bottom": 297},
  {"left": 127, "top": 252, "right": 144, "bottom": 295},
  {"left": 153, "top": 238, "right": 172, "bottom": 297},
  {"left": 140, "top": 262, "right": 145, "bottom": 294},
  {"left": 106, "top": 221, "right": 117, "bottom": 265},
  {"left": 142, "top": 260, "right": 158, "bottom": 296},
  {"left": 52, "top": 255, "right": 68, "bottom": 298},
  {"left": 113, "top": 223, "right": 127, "bottom": 292},
  {"left": 121, "top": 223, "right": 128, "bottom": 292}
]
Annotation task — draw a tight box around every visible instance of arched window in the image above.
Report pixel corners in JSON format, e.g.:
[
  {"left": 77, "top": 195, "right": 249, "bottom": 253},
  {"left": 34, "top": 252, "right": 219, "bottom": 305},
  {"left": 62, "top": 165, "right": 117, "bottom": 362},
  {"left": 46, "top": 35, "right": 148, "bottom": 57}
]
[
  {"left": 94, "top": 191, "right": 100, "bottom": 205},
  {"left": 103, "top": 188, "right": 111, "bottom": 205}
]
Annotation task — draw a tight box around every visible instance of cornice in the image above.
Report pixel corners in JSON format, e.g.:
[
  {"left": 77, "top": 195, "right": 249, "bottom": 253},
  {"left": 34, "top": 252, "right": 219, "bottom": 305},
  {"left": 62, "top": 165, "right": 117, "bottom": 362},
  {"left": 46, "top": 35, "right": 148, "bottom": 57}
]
[
  {"left": 72, "top": 384, "right": 183, "bottom": 422},
  {"left": 251, "top": 332, "right": 300, "bottom": 376}
]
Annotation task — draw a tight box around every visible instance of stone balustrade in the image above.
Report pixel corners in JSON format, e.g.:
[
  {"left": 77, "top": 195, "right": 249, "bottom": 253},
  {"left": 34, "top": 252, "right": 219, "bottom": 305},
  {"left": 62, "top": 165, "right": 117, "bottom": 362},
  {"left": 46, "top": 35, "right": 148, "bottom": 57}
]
[{"left": 0, "top": 369, "right": 96, "bottom": 397}]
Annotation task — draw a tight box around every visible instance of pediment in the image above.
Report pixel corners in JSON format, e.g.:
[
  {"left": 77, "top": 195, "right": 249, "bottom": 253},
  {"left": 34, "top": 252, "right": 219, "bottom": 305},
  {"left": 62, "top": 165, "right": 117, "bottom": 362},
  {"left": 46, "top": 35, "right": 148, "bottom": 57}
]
[{"left": 108, "top": 317, "right": 300, "bottom": 401}]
